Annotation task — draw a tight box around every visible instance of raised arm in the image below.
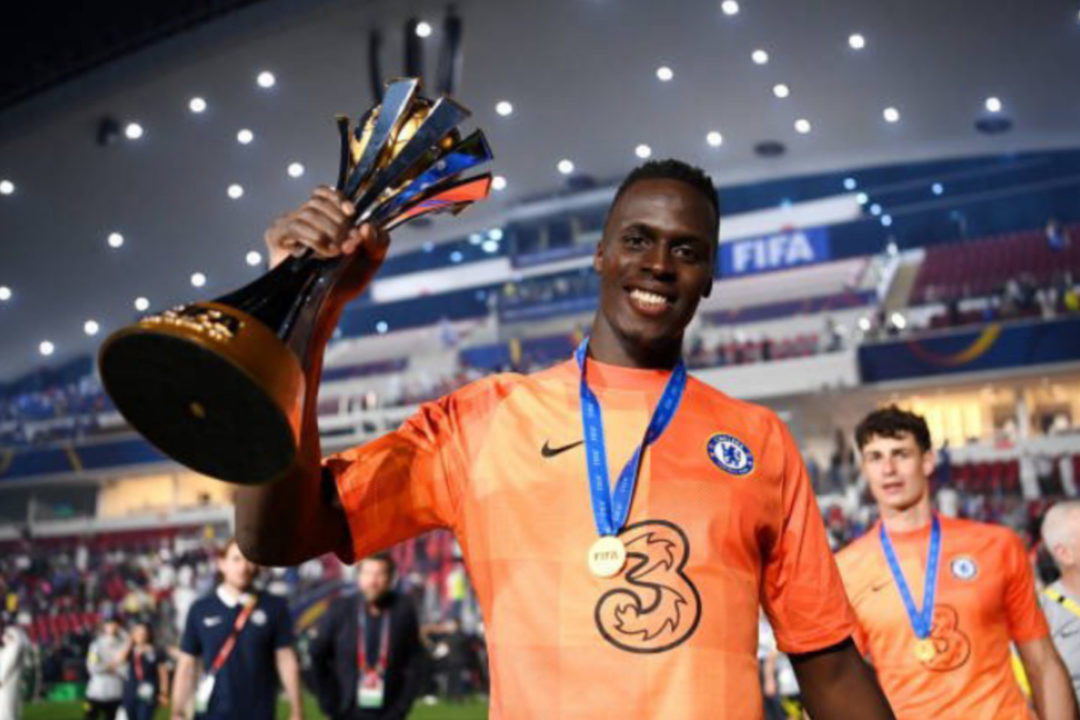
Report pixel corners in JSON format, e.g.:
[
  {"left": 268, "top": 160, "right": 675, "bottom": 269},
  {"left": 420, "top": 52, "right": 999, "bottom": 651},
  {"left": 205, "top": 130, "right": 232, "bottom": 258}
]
[
  {"left": 234, "top": 187, "right": 390, "bottom": 566},
  {"left": 790, "top": 638, "right": 895, "bottom": 719}
]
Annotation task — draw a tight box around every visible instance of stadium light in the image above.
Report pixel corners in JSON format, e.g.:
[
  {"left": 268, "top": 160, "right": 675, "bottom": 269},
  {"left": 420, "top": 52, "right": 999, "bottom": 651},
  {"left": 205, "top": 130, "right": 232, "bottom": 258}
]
[
  {"left": 844, "top": 177, "right": 857, "bottom": 190},
  {"left": 635, "top": 144, "right": 652, "bottom": 159},
  {"left": 492, "top": 175, "right": 507, "bottom": 191},
  {"left": 0, "top": 179, "right": 13, "bottom": 195},
  {"left": 237, "top": 129, "right": 254, "bottom": 145},
  {"left": 84, "top": 320, "right": 100, "bottom": 336},
  {"left": 134, "top": 297, "right": 150, "bottom": 312},
  {"left": 883, "top": 107, "right": 900, "bottom": 123},
  {"left": 287, "top": 162, "right": 305, "bottom": 178},
  {"left": 557, "top": 159, "right": 574, "bottom": 175},
  {"left": 752, "top": 49, "right": 769, "bottom": 65},
  {"left": 721, "top": 1, "right": 740, "bottom": 16},
  {"left": 191, "top": 272, "right": 207, "bottom": 288},
  {"left": 706, "top": 131, "right": 723, "bottom": 147},
  {"left": 415, "top": 21, "right": 433, "bottom": 37},
  {"left": 0, "top": 286, "right": 11, "bottom": 301},
  {"left": 124, "top": 122, "right": 144, "bottom": 140},
  {"left": 227, "top": 184, "right": 244, "bottom": 199},
  {"left": 656, "top": 66, "right": 674, "bottom": 82},
  {"left": 794, "top": 118, "right": 811, "bottom": 134},
  {"left": 495, "top": 100, "right": 514, "bottom": 117},
  {"left": 107, "top": 232, "right": 124, "bottom": 249},
  {"left": 257, "top": 71, "right": 276, "bottom": 88},
  {"left": 932, "top": 182, "right": 944, "bottom": 196},
  {"left": 246, "top": 251, "right": 263, "bottom": 266},
  {"left": 985, "top": 96, "right": 1002, "bottom": 113},
  {"left": 39, "top": 340, "right": 54, "bottom": 356},
  {"left": 849, "top": 33, "right": 866, "bottom": 50},
  {"left": 773, "top": 83, "right": 790, "bottom": 99},
  {"left": 189, "top": 97, "right": 207, "bottom": 113}
]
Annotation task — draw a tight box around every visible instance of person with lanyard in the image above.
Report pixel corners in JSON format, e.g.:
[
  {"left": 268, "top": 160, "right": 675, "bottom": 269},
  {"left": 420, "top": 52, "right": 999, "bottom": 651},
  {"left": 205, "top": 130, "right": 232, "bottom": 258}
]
[
  {"left": 1040, "top": 501, "right": 1080, "bottom": 703},
  {"left": 235, "top": 159, "right": 895, "bottom": 718},
  {"left": 308, "top": 553, "right": 425, "bottom": 720},
  {"left": 171, "top": 538, "right": 302, "bottom": 720},
  {"left": 119, "top": 619, "right": 168, "bottom": 720},
  {"left": 835, "top": 406, "right": 1077, "bottom": 719}
]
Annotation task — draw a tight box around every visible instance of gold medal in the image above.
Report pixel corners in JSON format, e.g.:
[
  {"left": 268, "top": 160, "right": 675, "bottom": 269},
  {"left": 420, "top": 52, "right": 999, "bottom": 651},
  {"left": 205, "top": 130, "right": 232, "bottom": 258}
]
[
  {"left": 914, "top": 638, "right": 936, "bottom": 662},
  {"left": 587, "top": 536, "right": 627, "bottom": 578}
]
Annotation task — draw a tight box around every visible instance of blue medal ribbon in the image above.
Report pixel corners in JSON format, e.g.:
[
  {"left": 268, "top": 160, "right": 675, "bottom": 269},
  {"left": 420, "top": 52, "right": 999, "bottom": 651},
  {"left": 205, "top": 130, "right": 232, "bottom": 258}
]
[
  {"left": 879, "top": 514, "right": 942, "bottom": 639},
  {"left": 575, "top": 337, "right": 687, "bottom": 538}
]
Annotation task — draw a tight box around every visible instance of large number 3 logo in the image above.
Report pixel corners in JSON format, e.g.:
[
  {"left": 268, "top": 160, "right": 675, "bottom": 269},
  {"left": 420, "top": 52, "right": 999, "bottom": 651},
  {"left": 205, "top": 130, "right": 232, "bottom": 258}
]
[
  {"left": 594, "top": 519, "right": 702, "bottom": 653},
  {"left": 922, "top": 605, "right": 971, "bottom": 672}
]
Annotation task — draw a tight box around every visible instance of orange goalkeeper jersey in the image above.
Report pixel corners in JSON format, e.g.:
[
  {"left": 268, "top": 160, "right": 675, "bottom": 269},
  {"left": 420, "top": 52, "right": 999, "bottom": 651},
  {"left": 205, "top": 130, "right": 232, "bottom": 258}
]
[
  {"left": 835, "top": 515, "right": 1049, "bottom": 719},
  {"left": 326, "top": 357, "right": 857, "bottom": 719}
]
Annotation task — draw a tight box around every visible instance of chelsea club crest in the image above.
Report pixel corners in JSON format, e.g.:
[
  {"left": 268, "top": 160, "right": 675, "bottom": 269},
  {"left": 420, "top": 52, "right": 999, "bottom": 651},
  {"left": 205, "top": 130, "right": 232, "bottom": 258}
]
[
  {"left": 707, "top": 433, "right": 755, "bottom": 476},
  {"left": 950, "top": 555, "right": 978, "bottom": 581}
]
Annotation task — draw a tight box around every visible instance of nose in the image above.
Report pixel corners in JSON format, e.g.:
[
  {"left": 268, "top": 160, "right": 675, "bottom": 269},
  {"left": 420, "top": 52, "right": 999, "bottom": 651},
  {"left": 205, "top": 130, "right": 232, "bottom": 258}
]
[{"left": 642, "top": 240, "right": 676, "bottom": 278}]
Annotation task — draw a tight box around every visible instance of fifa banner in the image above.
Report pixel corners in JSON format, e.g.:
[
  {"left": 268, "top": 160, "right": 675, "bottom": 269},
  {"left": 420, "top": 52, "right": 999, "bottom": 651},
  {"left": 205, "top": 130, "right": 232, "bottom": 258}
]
[
  {"left": 858, "top": 316, "right": 1080, "bottom": 383},
  {"left": 718, "top": 227, "right": 830, "bottom": 278}
]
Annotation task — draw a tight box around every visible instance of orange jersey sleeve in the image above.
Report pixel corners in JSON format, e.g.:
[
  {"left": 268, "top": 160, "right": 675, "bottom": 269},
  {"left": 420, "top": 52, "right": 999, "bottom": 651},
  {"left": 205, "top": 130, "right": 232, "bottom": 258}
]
[
  {"left": 760, "top": 420, "right": 858, "bottom": 654},
  {"left": 1002, "top": 528, "right": 1050, "bottom": 644},
  {"left": 324, "top": 376, "right": 507, "bottom": 560}
]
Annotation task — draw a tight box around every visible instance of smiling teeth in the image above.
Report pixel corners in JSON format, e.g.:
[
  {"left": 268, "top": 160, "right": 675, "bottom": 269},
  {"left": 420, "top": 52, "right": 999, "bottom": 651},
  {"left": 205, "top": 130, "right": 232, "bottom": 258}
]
[{"left": 630, "top": 289, "right": 669, "bottom": 306}]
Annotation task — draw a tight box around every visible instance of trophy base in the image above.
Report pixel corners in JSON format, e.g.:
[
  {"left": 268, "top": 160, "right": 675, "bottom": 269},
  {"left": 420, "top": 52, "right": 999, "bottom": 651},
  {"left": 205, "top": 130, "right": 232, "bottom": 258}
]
[{"left": 98, "top": 303, "right": 305, "bottom": 485}]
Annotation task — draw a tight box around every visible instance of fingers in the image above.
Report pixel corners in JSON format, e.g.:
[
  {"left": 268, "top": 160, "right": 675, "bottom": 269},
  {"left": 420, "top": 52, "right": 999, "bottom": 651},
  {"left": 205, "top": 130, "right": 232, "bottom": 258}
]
[{"left": 281, "top": 188, "right": 359, "bottom": 258}]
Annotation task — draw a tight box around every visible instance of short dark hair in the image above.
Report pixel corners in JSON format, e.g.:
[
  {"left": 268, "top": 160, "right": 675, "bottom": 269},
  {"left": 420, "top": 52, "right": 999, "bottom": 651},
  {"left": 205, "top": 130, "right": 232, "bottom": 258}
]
[
  {"left": 607, "top": 159, "right": 720, "bottom": 237},
  {"left": 855, "top": 405, "right": 932, "bottom": 453},
  {"left": 361, "top": 552, "right": 396, "bottom": 576}
]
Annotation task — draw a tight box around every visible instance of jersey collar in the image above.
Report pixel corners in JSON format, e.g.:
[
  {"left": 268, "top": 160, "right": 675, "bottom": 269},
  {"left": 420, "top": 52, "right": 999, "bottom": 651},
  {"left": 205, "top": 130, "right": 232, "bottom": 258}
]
[{"left": 216, "top": 584, "right": 254, "bottom": 608}]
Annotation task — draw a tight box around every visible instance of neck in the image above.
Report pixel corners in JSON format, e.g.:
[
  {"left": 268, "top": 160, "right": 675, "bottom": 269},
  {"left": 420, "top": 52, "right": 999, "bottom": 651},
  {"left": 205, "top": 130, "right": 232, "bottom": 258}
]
[
  {"left": 1061, "top": 568, "right": 1080, "bottom": 599},
  {"left": 881, "top": 494, "right": 934, "bottom": 533},
  {"left": 588, "top": 313, "right": 681, "bottom": 370},
  {"left": 221, "top": 582, "right": 247, "bottom": 599}
]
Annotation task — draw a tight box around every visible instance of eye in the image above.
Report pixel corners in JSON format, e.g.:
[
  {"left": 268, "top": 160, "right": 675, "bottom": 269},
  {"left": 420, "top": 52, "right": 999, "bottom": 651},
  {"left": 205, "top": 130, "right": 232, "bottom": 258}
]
[{"left": 623, "top": 233, "right": 647, "bottom": 248}]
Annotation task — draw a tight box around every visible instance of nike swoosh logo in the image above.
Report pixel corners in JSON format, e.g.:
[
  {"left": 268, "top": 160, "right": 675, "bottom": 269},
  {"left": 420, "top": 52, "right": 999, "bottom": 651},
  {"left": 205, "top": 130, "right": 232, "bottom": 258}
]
[{"left": 541, "top": 439, "right": 584, "bottom": 458}]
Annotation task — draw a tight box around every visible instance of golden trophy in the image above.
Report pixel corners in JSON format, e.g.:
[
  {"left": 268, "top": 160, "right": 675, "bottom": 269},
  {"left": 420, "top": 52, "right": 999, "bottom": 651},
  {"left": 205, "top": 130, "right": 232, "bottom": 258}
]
[{"left": 98, "top": 78, "right": 492, "bottom": 485}]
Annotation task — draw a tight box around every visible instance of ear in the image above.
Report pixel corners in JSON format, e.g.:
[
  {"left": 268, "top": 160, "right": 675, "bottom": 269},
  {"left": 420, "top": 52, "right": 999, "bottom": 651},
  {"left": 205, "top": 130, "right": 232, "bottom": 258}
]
[
  {"left": 593, "top": 239, "right": 605, "bottom": 274},
  {"left": 921, "top": 449, "right": 936, "bottom": 479},
  {"left": 702, "top": 277, "right": 713, "bottom": 298}
]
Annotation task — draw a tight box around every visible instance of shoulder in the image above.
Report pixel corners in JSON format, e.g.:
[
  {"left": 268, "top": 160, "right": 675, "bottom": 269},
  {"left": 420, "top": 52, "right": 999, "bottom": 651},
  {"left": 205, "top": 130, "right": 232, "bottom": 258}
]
[
  {"left": 688, "top": 379, "right": 790, "bottom": 440},
  {"left": 835, "top": 531, "right": 879, "bottom": 575},
  {"left": 946, "top": 516, "right": 1024, "bottom": 550},
  {"left": 186, "top": 595, "right": 217, "bottom": 618},
  {"left": 258, "top": 592, "right": 290, "bottom": 615}
]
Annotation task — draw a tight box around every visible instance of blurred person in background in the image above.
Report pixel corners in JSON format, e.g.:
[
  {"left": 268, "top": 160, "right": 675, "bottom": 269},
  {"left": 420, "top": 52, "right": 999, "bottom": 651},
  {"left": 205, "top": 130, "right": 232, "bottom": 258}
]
[
  {"left": 0, "top": 619, "right": 28, "bottom": 720},
  {"left": 172, "top": 539, "right": 301, "bottom": 720},
  {"left": 119, "top": 619, "right": 168, "bottom": 720},
  {"left": 1040, "top": 501, "right": 1080, "bottom": 703},
  {"left": 836, "top": 406, "right": 1076, "bottom": 719},
  {"left": 308, "top": 553, "right": 424, "bottom": 720},
  {"left": 84, "top": 614, "right": 126, "bottom": 720}
]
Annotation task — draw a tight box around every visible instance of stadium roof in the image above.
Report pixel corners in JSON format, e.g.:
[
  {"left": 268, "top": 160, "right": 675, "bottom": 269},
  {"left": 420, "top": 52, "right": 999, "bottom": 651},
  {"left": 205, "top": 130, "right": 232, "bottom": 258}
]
[{"left": 1, "top": 0, "right": 1079, "bottom": 379}]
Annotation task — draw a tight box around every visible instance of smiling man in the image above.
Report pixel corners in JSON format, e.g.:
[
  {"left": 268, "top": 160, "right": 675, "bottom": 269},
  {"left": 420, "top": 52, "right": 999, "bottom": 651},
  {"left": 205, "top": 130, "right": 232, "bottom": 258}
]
[
  {"left": 836, "top": 406, "right": 1077, "bottom": 719},
  {"left": 236, "top": 159, "right": 893, "bottom": 718}
]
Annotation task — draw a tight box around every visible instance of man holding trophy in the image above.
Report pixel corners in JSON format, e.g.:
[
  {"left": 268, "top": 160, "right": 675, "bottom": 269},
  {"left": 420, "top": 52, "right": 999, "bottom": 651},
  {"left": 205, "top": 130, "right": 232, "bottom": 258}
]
[{"left": 100, "top": 80, "right": 894, "bottom": 718}]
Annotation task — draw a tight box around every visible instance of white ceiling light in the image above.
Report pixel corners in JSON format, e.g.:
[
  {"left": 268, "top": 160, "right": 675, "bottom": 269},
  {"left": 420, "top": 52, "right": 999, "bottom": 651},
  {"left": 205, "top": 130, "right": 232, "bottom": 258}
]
[
  {"left": 794, "top": 118, "right": 812, "bottom": 134},
  {"left": 450, "top": 251, "right": 464, "bottom": 263},
  {"left": 415, "top": 21, "right": 433, "bottom": 37},
  {"left": 0, "top": 286, "right": 11, "bottom": 301},
  {"left": 495, "top": 100, "right": 514, "bottom": 117},
  {"left": 256, "top": 71, "right": 276, "bottom": 88},
  {"left": 188, "top": 97, "right": 207, "bottom": 113},
  {"left": 890, "top": 312, "right": 907, "bottom": 329},
  {"left": 635, "top": 144, "right": 652, "bottom": 159},
  {"left": 107, "top": 232, "right": 124, "bottom": 249},
  {"left": 124, "top": 122, "right": 144, "bottom": 140},
  {"left": 772, "top": 83, "right": 790, "bottom": 98},
  {"left": 227, "top": 184, "right": 244, "bottom": 199},
  {"left": 849, "top": 33, "right": 866, "bottom": 50},
  {"left": 375, "top": 321, "right": 389, "bottom": 334},
  {"left": 869, "top": 203, "right": 882, "bottom": 216},
  {"left": 246, "top": 250, "right": 263, "bottom": 266},
  {"left": 883, "top": 106, "right": 900, "bottom": 123},
  {"left": 881, "top": 214, "right": 893, "bottom": 227},
  {"left": 481, "top": 240, "right": 500, "bottom": 253},
  {"left": 557, "top": 159, "right": 575, "bottom": 175},
  {"left": 706, "top": 131, "right": 724, "bottom": 147},
  {"left": 932, "top": 182, "right": 944, "bottom": 196},
  {"left": 488, "top": 228, "right": 504, "bottom": 241},
  {"left": 134, "top": 297, "right": 150, "bottom": 312},
  {"left": 84, "top": 320, "right": 100, "bottom": 336},
  {"left": 858, "top": 316, "right": 871, "bottom": 332},
  {"left": 856, "top": 192, "right": 869, "bottom": 205},
  {"left": 843, "top": 177, "right": 857, "bottom": 190},
  {"left": 491, "top": 175, "right": 507, "bottom": 191},
  {"left": 721, "top": 0, "right": 740, "bottom": 15},
  {"left": 39, "top": 341, "right": 54, "bottom": 357},
  {"left": 287, "top": 162, "right": 305, "bottom": 178},
  {"left": 751, "top": 49, "right": 769, "bottom": 65},
  {"left": 985, "top": 96, "right": 1002, "bottom": 113},
  {"left": 237, "top": 129, "right": 254, "bottom": 145},
  {"left": 191, "top": 272, "right": 207, "bottom": 288},
  {"left": 0, "top": 179, "right": 13, "bottom": 195},
  {"left": 656, "top": 66, "right": 674, "bottom": 82},
  {"left": 468, "top": 233, "right": 484, "bottom": 245}
]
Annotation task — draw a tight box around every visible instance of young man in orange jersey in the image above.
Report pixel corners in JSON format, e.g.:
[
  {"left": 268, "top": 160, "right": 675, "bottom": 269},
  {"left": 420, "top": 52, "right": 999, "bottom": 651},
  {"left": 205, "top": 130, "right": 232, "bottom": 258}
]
[
  {"left": 836, "top": 406, "right": 1077, "bottom": 719},
  {"left": 235, "top": 160, "right": 894, "bottom": 718}
]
